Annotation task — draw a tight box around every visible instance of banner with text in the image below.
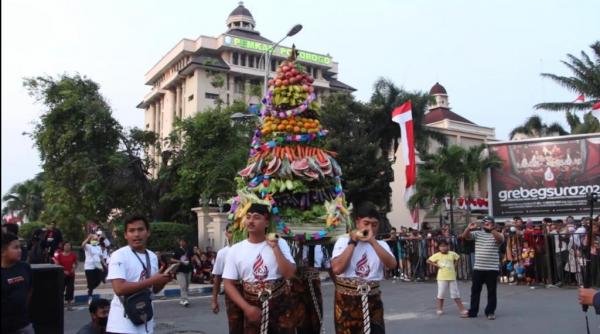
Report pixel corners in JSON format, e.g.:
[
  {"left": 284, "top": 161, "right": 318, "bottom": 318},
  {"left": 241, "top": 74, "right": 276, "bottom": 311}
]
[{"left": 489, "top": 136, "right": 600, "bottom": 217}]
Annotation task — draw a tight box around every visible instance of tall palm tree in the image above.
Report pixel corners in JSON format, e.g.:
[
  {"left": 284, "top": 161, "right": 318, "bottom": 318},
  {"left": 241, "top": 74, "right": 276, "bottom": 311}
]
[
  {"left": 462, "top": 144, "right": 503, "bottom": 223},
  {"left": 370, "top": 78, "right": 447, "bottom": 159},
  {"left": 565, "top": 111, "right": 600, "bottom": 134},
  {"left": 534, "top": 41, "right": 600, "bottom": 112},
  {"left": 2, "top": 174, "right": 45, "bottom": 222},
  {"left": 509, "top": 115, "right": 568, "bottom": 140}
]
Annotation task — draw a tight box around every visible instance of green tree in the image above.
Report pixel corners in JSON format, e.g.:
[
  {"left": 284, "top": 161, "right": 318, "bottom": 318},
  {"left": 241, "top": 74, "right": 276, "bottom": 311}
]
[
  {"left": 161, "top": 102, "right": 252, "bottom": 223},
  {"left": 2, "top": 173, "right": 45, "bottom": 222},
  {"left": 565, "top": 111, "right": 600, "bottom": 134},
  {"left": 320, "top": 93, "right": 394, "bottom": 228},
  {"left": 370, "top": 78, "right": 447, "bottom": 157},
  {"left": 24, "top": 74, "right": 123, "bottom": 240},
  {"left": 509, "top": 115, "right": 568, "bottom": 139},
  {"left": 462, "top": 144, "right": 502, "bottom": 223},
  {"left": 534, "top": 41, "right": 600, "bottom": 113}
]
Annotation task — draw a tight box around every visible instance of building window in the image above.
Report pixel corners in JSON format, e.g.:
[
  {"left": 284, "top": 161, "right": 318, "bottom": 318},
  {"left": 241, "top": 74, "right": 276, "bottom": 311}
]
[
  {"left": 234, "top": 77, "right": 244, "bottom": 94},
  {"left": 240, "top": 53, "right": 246, "bottom": 67},
  {"left": 248, "top": 55, "right": 254, "bottom": 68},
  {"left": 188, "top": 94, "right": 194, "bottom": 101},
  {"left": 205, "top": 92, "right": 219, "bottom": 100},
  {"left": 232, "top": 52, "right": 239, "bottom": 65},
  {"left": 271, "top": 59, "right": 276, "bottom": 71}
]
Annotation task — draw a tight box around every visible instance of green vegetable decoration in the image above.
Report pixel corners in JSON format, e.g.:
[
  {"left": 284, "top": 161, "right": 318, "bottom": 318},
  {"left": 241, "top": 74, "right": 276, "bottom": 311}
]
[{"left": 228, "top": 45, "right": 352, "bottom": 243}]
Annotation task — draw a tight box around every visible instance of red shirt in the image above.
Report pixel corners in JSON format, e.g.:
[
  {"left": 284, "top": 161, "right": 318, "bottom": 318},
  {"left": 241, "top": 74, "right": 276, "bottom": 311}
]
[{"left": 55, "top": 252, "right": 77, "bottom": 276}]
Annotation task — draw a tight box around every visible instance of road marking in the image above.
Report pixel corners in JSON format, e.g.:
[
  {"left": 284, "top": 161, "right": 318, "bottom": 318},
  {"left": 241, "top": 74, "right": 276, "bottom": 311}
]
[{"left": 385, "top": 312, "right": 436, "bottom": 321}]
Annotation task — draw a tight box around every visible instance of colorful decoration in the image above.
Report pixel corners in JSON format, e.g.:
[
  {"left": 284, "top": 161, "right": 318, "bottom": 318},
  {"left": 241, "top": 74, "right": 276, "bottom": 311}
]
[{"left": 228, "top": 45, "right": 351, "bottom": 242}]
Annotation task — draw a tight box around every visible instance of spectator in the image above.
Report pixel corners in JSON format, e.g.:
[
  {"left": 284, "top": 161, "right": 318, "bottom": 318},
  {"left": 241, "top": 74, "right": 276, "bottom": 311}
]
[
  {"left": 384, "top": 227, "right": 399, "bottom": 279},
  {"left": 42, "top": 222, "right": 63, "bottom": 263},
  {"left": 1, "top": 232, "right": 34, "bottom": 334},
  {"left": 55, "top": 241, "right": 78, "bottom": 310},
  {"left": 76, "top": 298, "right": 110, "bottom": 334},
  {"left": 427, "top": 240, "right": 468, "bottom": 317},
  {"left": 196, "top": 252, "right": 213, "bottom": 283},
  {"left": 99, "top": 238, "right": 110, "bottom": 284},
  {"left": 172, "top": 238, "right": 194, "bottom": 307},
  {"left": 155, "top": 251, "right": 168, "bottom": 273},
  {"left": 521, "top": 241, "right": 535, "bottom": 286},
  {"left": 106, "top": 214, "right": 171, "bottom": 333},
  {"left": 549, "top": 219, "right": 569, "bottom": 286},
  {"left": 462, "top": 216, "right": 504, "bottom": 320},
  {"left": 27, "top": 227, "right": 46, "bottom": 264},
  {"left": 82, "top": 233, "right": 104, "bottom": 305}
]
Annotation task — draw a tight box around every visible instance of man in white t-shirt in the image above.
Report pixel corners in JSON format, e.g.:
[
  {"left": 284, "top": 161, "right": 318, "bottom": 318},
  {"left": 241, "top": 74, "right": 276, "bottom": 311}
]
[
  {"left": 81, "top": 234, "right": 104, "bottom": 305},
  {"left": 211, "top": 223, "right": 244, "bottom": 334},
  {"left": 106, "top": 215, "right": 172, "bottom": 334},
  {"left": 222, "top": 203, "right": 296, "bottom": 333},
  {"left": 331, "top": 202, "right": 397, "bottom": 334}
]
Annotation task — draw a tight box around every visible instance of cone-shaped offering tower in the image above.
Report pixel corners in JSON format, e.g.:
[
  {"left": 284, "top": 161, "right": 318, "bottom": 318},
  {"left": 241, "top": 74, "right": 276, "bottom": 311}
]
[{"left": 228, "top": 45, "right": 351, "bottom": 243}]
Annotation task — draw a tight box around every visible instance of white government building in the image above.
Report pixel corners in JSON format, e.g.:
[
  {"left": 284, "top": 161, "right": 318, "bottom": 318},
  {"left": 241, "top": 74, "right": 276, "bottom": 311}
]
[{"left": 137, "top": 2, "right": 354, "bottom": 173}]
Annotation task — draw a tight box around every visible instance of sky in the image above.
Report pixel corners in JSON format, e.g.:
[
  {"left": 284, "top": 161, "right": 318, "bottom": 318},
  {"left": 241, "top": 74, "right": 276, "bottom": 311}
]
[{"left": 2, "top": 0, "right": 599, "bottom": 200}]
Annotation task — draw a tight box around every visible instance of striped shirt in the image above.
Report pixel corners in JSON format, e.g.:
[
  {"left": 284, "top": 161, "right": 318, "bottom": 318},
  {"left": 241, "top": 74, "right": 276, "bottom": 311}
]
[{"left": 471, "top": 230, "right": 503, "bottom": 271}]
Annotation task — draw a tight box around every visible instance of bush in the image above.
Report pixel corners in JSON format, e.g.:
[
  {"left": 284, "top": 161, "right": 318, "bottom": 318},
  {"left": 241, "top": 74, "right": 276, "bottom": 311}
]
[
  {"left": 115, "top": 222, "right": 194, "bottom": 252},
  {"left": 18, "top": 222, "right": 46, "bottom": 240}
]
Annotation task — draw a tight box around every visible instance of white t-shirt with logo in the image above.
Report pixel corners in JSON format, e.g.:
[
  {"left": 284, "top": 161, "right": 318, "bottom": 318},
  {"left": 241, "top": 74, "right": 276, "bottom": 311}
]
[
  {"left": 106, "top": 246, "right": 159, "bottom": 334},
  {"left": 222, "top": 239, "right": 295, "bottom": 282},
  {"left": 212, "top": 246, "right": 230, "bottom": 276},
  {"left": 84, "top": 244, "right": 103, "bottom": 270},
  {"left": 331, "top": 237, "right": 393, "bottom": 281}
]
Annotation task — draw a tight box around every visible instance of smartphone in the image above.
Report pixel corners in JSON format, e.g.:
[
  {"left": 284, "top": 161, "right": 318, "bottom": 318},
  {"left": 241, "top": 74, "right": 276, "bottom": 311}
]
[{"left": 163, "top": 263, "right": 179, "bottom": 274}]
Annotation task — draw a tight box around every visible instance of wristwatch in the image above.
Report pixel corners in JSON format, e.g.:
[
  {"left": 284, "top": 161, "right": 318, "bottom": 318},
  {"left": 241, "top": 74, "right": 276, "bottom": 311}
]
[{"left": 347, "top": 239, "right": 358, "bottom": 246}]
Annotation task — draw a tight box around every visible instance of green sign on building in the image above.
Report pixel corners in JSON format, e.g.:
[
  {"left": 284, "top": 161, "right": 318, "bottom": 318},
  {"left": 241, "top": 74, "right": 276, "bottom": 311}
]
[{"left": 224, "top": 35, "right": 332, "bottom": 66}]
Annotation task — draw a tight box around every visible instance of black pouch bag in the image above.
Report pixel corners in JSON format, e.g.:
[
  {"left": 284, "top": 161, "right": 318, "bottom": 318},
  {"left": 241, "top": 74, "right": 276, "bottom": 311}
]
[{"left": 120, "top": 248, "right": 154, "bottom": 330}]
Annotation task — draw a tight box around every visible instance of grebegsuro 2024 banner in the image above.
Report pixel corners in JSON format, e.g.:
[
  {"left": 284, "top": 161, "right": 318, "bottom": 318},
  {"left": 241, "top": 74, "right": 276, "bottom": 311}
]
[{"left": 489, "top": 135, "right": 600, "bottom": 217}]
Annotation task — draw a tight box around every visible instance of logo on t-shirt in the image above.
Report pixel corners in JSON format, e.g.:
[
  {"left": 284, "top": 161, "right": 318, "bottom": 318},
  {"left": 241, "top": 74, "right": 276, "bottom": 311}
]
[
  {"left": 355, "top": 253, "right": 370, "bottom": 278},
  {"left": 7, "top": 276, "right": 25, "bottom": 285},
  {"left": 253, "top": 254, "right": 268, "bottom": 281}
]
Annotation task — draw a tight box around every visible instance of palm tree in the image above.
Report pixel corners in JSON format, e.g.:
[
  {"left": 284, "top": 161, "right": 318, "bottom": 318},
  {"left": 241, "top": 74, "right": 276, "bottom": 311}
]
[
  {"left": 370, "top": 78, "right": 447, "bottom": 159},
  {"left": 565, "top": 111, "right": 600, "bottom": 134},
  {"left": 462, "top": 144, "right": 503, "bottom": 223},
  {"left": 534, "top": 41, "right": 600, "bottom": 113},
  {"left": 509, "top": 115, "right": 568, "bottom": 140},
  {"left": 409, "top": 145, "right": 465, "bottom": 232},
  {"left": 2, "top": 174, "right": 45, "bottom": 222}
]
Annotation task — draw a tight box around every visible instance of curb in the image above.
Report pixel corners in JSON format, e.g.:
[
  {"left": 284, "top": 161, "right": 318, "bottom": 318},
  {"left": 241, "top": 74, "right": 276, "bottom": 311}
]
[
  {"left": 74, "top": 274, "right": 332, "bottom": 304},
  {"left": 74, "top": 286, "right": 214, "bottom": 304}
]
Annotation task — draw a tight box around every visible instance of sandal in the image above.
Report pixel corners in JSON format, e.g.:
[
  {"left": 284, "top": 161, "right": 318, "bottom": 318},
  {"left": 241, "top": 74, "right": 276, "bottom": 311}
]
[
  {"left": 487, "top": 314, "right": 496, "bottom": 320},
  {"left": 460, "top": 311, "right": 469, "bottom": 318}
]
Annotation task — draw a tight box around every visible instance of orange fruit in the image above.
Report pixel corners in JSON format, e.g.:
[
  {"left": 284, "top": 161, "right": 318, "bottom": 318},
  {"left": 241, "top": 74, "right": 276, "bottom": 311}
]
[{"left": 293, "top": 126, "right": 301, "bottom": 133}]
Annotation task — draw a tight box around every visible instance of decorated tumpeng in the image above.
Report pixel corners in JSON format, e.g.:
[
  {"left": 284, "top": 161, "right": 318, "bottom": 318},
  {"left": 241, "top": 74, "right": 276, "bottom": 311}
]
[{"left": 228, "top": 44, "right": 352, "bottom": 244}]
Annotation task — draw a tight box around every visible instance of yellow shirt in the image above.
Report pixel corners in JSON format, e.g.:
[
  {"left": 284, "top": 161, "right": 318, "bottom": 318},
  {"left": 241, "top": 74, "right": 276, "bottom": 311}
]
[{"left": 428, "top": 251, "right": 460, "bottom": 280}]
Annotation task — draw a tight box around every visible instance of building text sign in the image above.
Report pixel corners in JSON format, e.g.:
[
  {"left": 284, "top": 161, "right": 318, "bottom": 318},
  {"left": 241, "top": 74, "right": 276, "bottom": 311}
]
[{"left": 223, "top": 35, "right": 331, "bottom": 65}]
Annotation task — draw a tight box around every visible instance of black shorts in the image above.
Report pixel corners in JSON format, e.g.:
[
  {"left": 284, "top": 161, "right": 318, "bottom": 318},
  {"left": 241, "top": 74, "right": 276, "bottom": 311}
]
[{"left": 85, "top": 269, "right": 103, "bottom": 290}]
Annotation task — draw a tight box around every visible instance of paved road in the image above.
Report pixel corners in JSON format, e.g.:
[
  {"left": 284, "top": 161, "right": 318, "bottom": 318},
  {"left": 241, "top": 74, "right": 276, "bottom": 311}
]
[{"left": 65, "top": 280, "right": 599, "bottom": 333}]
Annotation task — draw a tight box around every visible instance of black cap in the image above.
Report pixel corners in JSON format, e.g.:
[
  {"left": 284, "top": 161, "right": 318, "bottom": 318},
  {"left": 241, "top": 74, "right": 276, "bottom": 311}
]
[
  {"left": 482, "top": 215, "right": 495, "bottom": 223},
  {"left": 248, "top": 203, "right": 270, "bottom": 216}
]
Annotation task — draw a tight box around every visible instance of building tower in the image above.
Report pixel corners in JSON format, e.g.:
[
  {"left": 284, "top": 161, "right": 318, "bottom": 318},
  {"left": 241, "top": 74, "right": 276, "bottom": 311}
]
[
  {"left": 428, "top": 82, "right": 449, "bottom": 111},
  {"left": 226, "top": 2, "right": 256, "bottom": 31}
]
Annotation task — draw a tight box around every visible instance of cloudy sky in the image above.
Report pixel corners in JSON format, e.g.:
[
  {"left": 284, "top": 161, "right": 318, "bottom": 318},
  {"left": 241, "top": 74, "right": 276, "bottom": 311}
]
[{"left": 2, "top": 0, "right": 599, "bottom": 199}]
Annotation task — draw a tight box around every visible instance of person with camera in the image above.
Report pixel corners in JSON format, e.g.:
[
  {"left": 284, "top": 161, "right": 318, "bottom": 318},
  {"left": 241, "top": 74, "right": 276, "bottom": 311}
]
[
  {"left": 171, "top": 238, "right": 194, "bottom": 307},
  {"left": 462, "top": 216, "right": 505, "bottom": 320},
  {"left": 106, "top": 215, "right": 173, "bottom": 334},
  {"left": 331, "top": 202, "right": 397, "bottom": 334}
]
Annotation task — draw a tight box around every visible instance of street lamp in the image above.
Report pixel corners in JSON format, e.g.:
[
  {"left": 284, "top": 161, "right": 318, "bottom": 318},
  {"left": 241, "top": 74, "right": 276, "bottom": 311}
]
[{"left": 261, "top": 24, "right": 303, "bottom": 96}]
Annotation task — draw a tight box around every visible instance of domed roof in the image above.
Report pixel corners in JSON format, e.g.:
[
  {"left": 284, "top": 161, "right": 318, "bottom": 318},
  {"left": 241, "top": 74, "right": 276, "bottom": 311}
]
[
  {"left": 229, "top": 2, "right": 253, "bottom": 18},
  {"left": 430, "top": 82, "right": 447, "bottom": 95}
]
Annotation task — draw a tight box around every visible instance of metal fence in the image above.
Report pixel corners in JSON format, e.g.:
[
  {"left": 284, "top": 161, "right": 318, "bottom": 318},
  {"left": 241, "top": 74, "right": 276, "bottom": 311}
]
[{"left": 376, "top": 232, "right": 599, "bottom": 287}]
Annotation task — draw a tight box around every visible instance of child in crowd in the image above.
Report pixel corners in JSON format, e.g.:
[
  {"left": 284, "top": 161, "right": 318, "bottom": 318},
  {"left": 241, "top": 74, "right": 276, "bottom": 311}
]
[
  {"left": 521, "top": 241, "right": 535, "bottom": 286},
  {"left": 427, "top": 240, "right": 468, "bottom": 317}
]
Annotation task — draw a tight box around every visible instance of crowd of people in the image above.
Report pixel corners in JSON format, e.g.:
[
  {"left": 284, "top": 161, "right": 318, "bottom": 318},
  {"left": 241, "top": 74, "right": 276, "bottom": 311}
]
[
  {"left": 2, "top": 210, "right": 599, "bottom": 334},
  {"left": 378, "top": 215, "right": 600, "bottom": 289}
]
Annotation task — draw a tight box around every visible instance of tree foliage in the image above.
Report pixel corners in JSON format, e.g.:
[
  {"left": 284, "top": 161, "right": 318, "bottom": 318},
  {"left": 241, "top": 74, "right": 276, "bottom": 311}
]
[
  {"left": 24, "top": 74, "right": 123, "bottom": 240},
  {"left": 509, "top": 115, "right": 568, "bottom": 140},
  {"left": 534, "top": 41, "right": 600, "bottom": 113},
  {"left": 320, "top": 93, "right": 394, "bottom": 228},
  {"left": 1, "top": 173, "right": 44, "bottom": 222}
]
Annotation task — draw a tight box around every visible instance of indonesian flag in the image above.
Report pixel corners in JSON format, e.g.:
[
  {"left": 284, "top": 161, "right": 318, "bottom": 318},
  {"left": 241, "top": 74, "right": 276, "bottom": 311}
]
[
  {"left": 574, "top": 94, "right": 585, "bottom": 103},
  {"left": 591, "top": 101, "right": 600, "bottom": 122},
  {"left": 392, "top": 101, "right": 416, "bottom": 203}
]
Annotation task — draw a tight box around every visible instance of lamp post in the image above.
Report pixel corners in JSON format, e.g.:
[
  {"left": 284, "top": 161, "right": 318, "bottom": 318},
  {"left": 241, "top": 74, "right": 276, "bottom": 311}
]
[{"left": 261, "top": 24, "right": 303, "bottom": 97}]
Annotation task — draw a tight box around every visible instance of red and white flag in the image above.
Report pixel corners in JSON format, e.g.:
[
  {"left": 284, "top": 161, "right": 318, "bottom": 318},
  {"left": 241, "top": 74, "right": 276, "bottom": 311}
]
[
  {"left": 591, "top": 101, "right": 600, "bottom": 122},
  {"left": 573, "top": 94, "right": 585, "bottom": 103},
  {"left": 391, "top": 101, "right": 416, "bottom": 203}
]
